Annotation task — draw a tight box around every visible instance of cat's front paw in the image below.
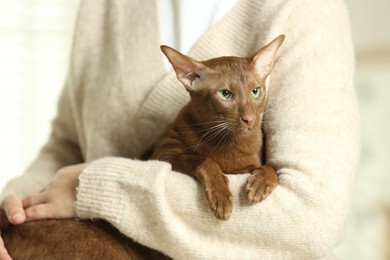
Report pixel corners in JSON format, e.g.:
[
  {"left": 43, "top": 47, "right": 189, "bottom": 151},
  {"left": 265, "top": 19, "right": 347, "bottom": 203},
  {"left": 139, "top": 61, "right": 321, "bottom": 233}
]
[
  {"left": 245, "top": 165, "right": 278, "bottom": 204},
  {"left": 204, "top": 175, "right": 233, "bottom": 220}
]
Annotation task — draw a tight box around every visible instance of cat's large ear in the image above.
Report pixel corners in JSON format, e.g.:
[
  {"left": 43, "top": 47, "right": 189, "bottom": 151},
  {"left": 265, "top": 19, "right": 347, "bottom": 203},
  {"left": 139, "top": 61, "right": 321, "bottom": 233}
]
[
  {"left": 251, "top": 35, "right": 285, "bottom": 79},
  {"left": 161, "top": 45, "right": 210, "bottom": 91}
]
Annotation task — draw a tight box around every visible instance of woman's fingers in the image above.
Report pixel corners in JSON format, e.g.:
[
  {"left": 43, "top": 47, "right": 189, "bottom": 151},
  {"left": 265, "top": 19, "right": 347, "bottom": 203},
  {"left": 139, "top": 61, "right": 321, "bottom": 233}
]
[
  {"left": 2, "top": 195, "right": 25, "bottom": 224},
  {"left": 0, "top": 236, "right": 12, "bottom": 260},
  {"left": 5, "top": 163, "right": 87, "bottom": 223},
  {"left": 23, "top": 192, "right": 48, "bottom": 208},
  {"left": 25, "top": 204, "right": 53, "bottom": 221},
  {"left": 0, "top": 163, "right": 86, "bottom": 226}
]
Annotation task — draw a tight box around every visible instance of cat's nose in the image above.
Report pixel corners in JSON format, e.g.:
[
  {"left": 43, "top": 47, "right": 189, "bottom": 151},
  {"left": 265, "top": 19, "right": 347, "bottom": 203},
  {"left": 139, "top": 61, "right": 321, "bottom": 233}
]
[{"left": 240, "top": 114, "right": 255, "bottom": 127}]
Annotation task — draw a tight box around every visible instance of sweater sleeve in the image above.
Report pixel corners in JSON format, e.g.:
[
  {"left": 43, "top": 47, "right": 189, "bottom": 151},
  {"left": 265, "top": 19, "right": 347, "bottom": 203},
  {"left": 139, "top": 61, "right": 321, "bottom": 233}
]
[
  {"left": 76, "top": 0, "right": 359, "bottom": 259},
  {"left": 0, "top": 77, "right": 83, "bottom": 201}
]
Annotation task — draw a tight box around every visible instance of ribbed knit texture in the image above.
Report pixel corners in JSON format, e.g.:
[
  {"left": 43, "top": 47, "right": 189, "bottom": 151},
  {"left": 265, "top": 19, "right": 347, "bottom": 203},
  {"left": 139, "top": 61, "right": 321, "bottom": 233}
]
[{"left": 1, "top": 0, "right": 359, "bottom": 259}]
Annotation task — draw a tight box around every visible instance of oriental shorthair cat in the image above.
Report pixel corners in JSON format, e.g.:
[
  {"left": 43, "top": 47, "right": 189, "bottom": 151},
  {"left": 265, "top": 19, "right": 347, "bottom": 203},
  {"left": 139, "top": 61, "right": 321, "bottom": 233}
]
[
  {"left": 2, "top": 35, "right": 285, "bottom": 259},
  {"left": 151, "top": 35, "right": 284, "bottom": 220}
]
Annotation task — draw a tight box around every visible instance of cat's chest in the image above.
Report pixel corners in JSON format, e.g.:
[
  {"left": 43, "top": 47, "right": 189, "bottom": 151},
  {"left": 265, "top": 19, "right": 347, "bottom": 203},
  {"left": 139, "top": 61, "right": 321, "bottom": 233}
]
[
  {"left": 195, "top": 140, "right": 262, "bottom": 174},
  {"left": 215, "top": 152, "right": 260, "bottom": 173}
]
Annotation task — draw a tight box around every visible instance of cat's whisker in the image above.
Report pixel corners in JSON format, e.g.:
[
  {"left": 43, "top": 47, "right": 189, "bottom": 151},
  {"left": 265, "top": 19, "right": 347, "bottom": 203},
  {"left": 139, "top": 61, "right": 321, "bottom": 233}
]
[
  {"left": 176, "top": 119, "right": 226, "bottom": 128},
  {"left": 204, "top": 127, "right": 229, "bottom": 143},
  {"left": 177, "top": 129, "right": 213, "bottom": 134},
  {"left": 176, "top": 120, "right": 230, "bottom": 137},
  {"left": 260, "top": 108, "right": 273, "bottom": 116},
  {"left": 259, "top": 108, "right": 274, "bottom": 125},
  {"left": 186, "top": 122, "right": 230, "bottom": 153},
  {"left": 183, "top": 129, "right": 221, "bottom": 150},
  {"left": 209, "top": 125, "right": 232, "bottom": 155},
  {"left": 200, "top": 122, "right": 228, "bottom": 134},
  {"left": 209, "top": 124, "right": 231, "bottom": 143},
  {"left": 192, "top": 124, "right": 227, "bottom": 152},
  {"left": 185, "top": 122, "right": 227, "bottom": 142},
  {"left": 178, "top": 121, "right": 224, "bottom": 133}
]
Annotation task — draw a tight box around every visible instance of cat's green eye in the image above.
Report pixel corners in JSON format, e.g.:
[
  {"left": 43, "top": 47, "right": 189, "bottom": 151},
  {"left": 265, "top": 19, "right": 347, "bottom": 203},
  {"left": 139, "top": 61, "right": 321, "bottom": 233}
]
[
  {"left": 251, "top": 87, "right": 262, "bottom": 98},
  {"left": 217, "top": 89, "right": 233, "bottom": 100}
]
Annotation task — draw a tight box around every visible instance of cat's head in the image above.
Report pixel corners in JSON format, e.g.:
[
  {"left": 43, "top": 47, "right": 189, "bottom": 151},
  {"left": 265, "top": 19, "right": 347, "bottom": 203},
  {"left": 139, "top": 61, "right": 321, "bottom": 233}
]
[{"left": 161, "top": 35, "right": 284, "bottom": 133}]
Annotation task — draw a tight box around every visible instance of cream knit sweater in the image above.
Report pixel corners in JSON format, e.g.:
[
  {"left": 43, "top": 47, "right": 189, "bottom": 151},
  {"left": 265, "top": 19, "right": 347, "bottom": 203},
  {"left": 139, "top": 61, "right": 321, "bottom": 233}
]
[{"left": 1, "top": 0, "right": 359, "bottom": 259}]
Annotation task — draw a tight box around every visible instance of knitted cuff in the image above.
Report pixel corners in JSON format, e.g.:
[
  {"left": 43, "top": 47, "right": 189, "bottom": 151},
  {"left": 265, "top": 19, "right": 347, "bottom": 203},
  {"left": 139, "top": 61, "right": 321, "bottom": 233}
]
[{"left": 75, "top": 157, "right": 171, "bottom": 224}]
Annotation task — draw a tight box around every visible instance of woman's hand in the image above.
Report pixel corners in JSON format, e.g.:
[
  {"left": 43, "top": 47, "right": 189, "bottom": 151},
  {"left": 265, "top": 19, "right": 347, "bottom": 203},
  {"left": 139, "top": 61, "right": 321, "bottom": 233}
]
[
  {"left": 0, "top": 196, "right": 22, "bottom": 260},
  {"left": 22, "top": 163, "right": 87, "bottom": 221},
  {"left": 1, "top": 195, "right": 25, "bottom": 227},
  {"left": 0, "top": 163, "right": 86, "bottom": 260},
  {"left": 0, "top": 236, "right": 12, "bottom": 260}
]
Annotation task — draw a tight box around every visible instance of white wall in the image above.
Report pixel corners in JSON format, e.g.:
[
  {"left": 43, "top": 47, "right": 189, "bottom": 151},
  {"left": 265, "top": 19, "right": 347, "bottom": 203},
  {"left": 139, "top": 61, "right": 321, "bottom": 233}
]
[
  {"left": 0, "top": 0, "right": 79, "bottom": 191},
  {"left": 334, "top": 1, "right": 390, "bottom": 259},
  {"left": 345, "top": 0, "right": 390, "bottom": 51}
]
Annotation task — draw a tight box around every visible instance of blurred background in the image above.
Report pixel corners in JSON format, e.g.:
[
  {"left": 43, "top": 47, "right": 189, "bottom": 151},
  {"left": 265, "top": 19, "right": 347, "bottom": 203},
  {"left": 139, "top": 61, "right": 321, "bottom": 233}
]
[{"left": 0, "top": 0, "right": 389, "bottom": 259}]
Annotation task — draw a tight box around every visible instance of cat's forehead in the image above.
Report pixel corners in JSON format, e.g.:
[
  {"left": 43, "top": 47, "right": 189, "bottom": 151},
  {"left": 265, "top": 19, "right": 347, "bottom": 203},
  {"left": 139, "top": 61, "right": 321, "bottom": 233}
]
[
  {"left": 203, "top": 56, "right": 250, "bottom": 70},
  {"left": 202, "top": 56, "right": 258, "bottom": 85}
]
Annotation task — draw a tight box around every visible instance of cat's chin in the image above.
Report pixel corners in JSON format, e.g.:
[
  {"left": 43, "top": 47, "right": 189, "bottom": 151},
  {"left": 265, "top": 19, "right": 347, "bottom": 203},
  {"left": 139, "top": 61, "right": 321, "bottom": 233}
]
[
  {"left": 237, "top": 126, "right": 253, "bottom": 133},
  {"left": 239, "top": 124, "right": 260, "bottom": 133}
]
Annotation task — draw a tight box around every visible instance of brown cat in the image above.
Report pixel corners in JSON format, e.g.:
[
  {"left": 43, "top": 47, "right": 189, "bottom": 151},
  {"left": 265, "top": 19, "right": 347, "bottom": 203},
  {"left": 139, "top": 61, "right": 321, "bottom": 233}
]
[
  {"left": 151, "top": 35, "right": 284, "bottom": 220},
  {"left": 2, "top": 219, "right": 168, "bottom": 260},
  {"left": 2, "top": 35, "right": 284, "bottom": 258}
]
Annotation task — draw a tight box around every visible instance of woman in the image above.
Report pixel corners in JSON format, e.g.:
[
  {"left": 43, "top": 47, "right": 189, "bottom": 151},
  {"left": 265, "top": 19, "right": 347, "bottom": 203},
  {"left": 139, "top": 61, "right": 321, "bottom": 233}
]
[{"left": 0, "top": 0, "right": 359, "bottom": 259}]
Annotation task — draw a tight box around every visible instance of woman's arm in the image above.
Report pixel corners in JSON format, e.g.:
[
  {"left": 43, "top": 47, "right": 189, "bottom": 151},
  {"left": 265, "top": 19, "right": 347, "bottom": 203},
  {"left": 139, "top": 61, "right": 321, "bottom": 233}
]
[{"left": 10, "top": 0, "right": 359, "bottom": 259}]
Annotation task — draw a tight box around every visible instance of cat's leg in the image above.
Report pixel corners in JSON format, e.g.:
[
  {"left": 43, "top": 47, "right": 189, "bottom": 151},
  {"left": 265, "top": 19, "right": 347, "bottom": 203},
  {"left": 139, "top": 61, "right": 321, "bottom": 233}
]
[
  {"left": 160, "top": 152, "right": 233, "bottom": 220},
  {"left": 173, "top": 154, "right": 233, "bottom": 220},
  {"left": 151, "top": 133, "right": 233, "bottom": 220},
  {"left": 245, "top": 164, "right": 278, "bottom": 204},
  {"left": 194, "top": 157, "right": 233, "bottom": 220}
]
